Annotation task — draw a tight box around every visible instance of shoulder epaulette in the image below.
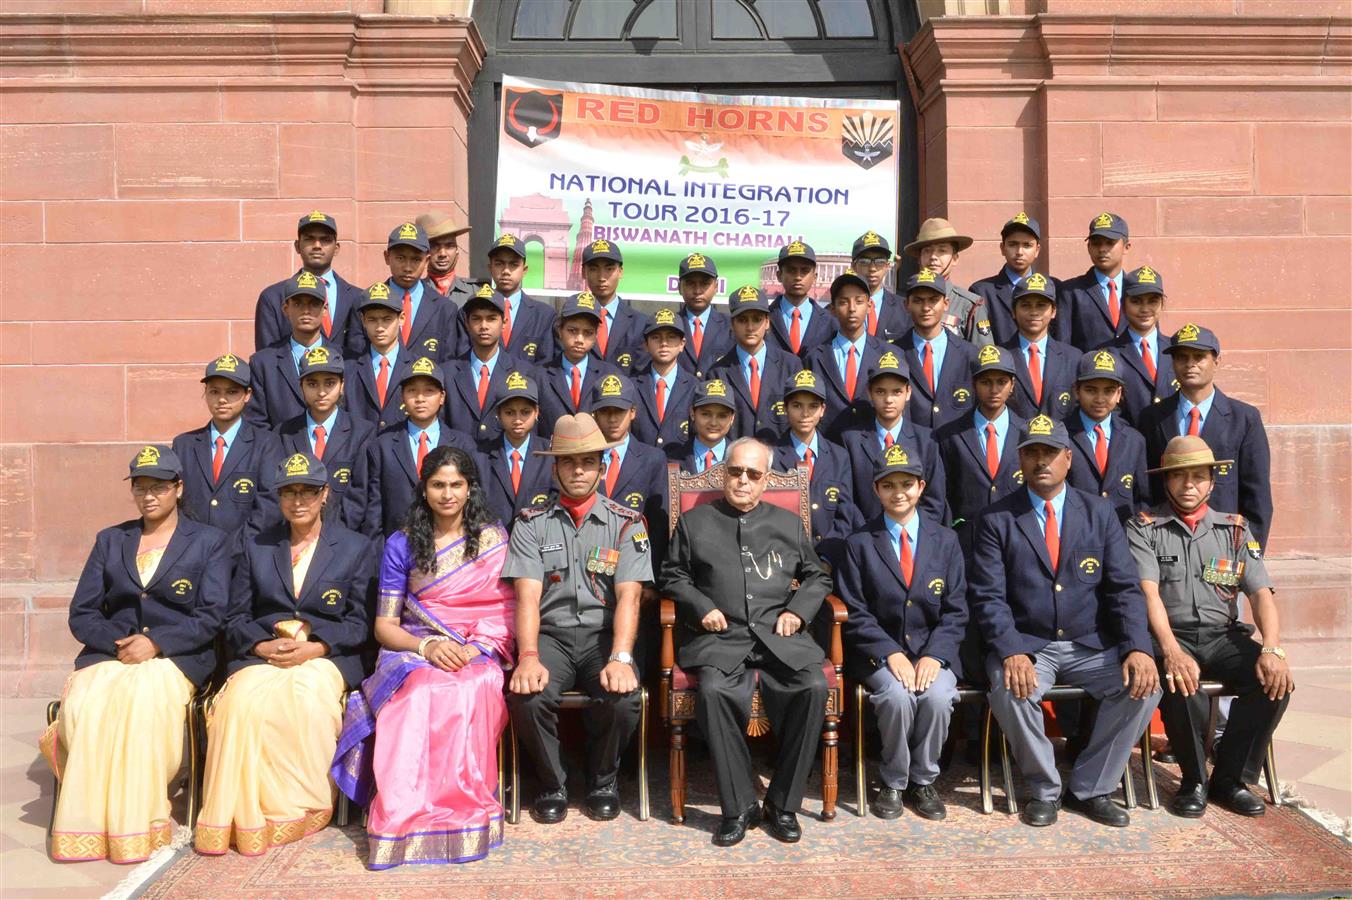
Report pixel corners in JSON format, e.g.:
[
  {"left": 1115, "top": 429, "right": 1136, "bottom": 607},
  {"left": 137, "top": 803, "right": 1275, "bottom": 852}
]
[
  {"left": 599, "top": 495, "right": 642, "bottom": 520},
  {"left": 1135, "top": 509, "right": 1156, "bottom": 526},
  {"left": 518, "top": 505, "right": 550, "bottom": 521},
  {"left": 1222, "top": 513, "right": 1246, "bottom": 528}
]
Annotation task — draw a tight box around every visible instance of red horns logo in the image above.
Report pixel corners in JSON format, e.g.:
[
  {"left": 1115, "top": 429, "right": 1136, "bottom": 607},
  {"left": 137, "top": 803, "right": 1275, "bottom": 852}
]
[{"left": 503, "top": 89, "right": 563, "bottom": 148}]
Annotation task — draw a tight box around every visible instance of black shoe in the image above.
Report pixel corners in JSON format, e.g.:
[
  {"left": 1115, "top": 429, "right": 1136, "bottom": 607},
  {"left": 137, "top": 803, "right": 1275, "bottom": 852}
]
[
  {"left": 585, "top": 783, "right": 620, "bottom": 821},
  {"left": 761, "top": 799, "right": 802, "bottom": 843},
  {"left": 1020, "top": 798, "right": 1059, "bottom": 827},
  {"left": 1169, "top": 781, "right": 1208, "bottom": 818},
  {"left": 531, "top": 788, "right": 568, "bottom": 824},
  {"left": 870, "top": 787, "right": 904, "bottom": 820},
  {"left": 1065, "top": 793, "right": 1130, "bottom": 827},
  {"left": 1154, "top": 742, "right": 1178, "bottom": 765},
  {"left": 712, "top": 802, "right": 761, "bottom": 847},
  {"left": 905, "top": 783, "right": 947, "bottom": 821},
  {"left": 1211, "top": 778, "right": 1265, "bottom": 817}
]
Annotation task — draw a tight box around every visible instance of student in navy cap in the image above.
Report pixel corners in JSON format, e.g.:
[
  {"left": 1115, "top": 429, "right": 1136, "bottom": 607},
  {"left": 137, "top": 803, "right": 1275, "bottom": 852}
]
[
  {"left": 632, "top": 307, "right": 697, "bottom": 451},
  {"left": 839, "top": 351, "right": 947, "bottom": 525},
  {"left": 1000, "top": 273, "right": 1077, "bottom": 421},
  {"left": 445, "top": 284, "right": 539, "bottom": 445},
  {"left": 479, "top": 369, "right": 554, "bottom": 526},
  {"left": 850, "top": 230, "right": 911, "bottom": 344},
  {"left": 47, "top": 445, "right": 230, "bottom": 864},
  {"left": 767, "top": 241, "right": 834, "bottom": 358},
  {"left": 254, "top": 211, "right": 365, "bottom": 358},
  {"left": 675, "top": 252, "right": 732, "bottom": 380},
  {"left": 904, "top": 218, "right": 991, "bottom": 348},
  {"left": 173, "top": 353, "right": 276, "bottom": 547},
  {"left": 836, "top": 442, "right": 967, "bottom": 821},
  {"left": 671, "top": 379, "right": 737, "bottom": 474},
  {"left": 539, "top": 291, "right": 622, "bottom": 437},
  {"left": 344, "top": 282, "right": 409, "bottom": 432},
  {"left": 262, "top": 345, "right": 374, "bottom": 532},
  {"left": 416, "top": 210, "right": 477, "bottom": 308},
  {"left": 477, "top": 232, "right": 555, "bottom": 364},
  {"left": 971, "top": 415, "right": 1160, "bottom": 829},
  {"left": 1060, "top": 212, "right": 1132, "bottom": 351},
  {"left": 582, "top": 239, "right": 651, "bottom": 374},
  {"left": 352, "top": 358, "right": 476, "bottom": 538},
  {"left": 589, "top": 374, "right": 669, "bottom": 563},
  {"left": 772, "top": 369, "right": 862, "bottom": 570},
  {"left": 804, "top": 269, "right": 901, "bottom": 440},
  {"left": 1099, "top": 265, "right": 1175, "bottom": 426},
  {"left": 969, "top": 212, "right": 1046, "bottom": 346},
  {"left": 246, "top": 271, "right": 333, "bottom": 429},
  {"left": 383, "top": 221, "right": 460, "bottom": 363},
  {"left": 900, "top": 269, "right": 977, "bottom": 431},
  {"left": 1064, "top": 349, "right": 1148, "bottom": 524},
  {"left": 710, "top": 285, "right": 795, "bottom": 442},
  {"left": 1137, "top": 324, "right": 1273, "bottom": 548}
]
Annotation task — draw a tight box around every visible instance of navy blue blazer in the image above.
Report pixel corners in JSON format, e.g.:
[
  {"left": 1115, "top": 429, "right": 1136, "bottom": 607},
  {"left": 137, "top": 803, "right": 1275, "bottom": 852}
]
[
  {"left": 772, "top": 436, "right": 864, "bottom": 570},
  {"left": 478, "top": 435, "right": 555, "bottom": 529},
  {"left": 69, "top": 517, "right": 231, "bottom": 687},
  {"left": 454, "top": 291, "right": 556, "bottom": 365},
  {"left": 871, "top": 288, "right": 912, "bottom": 345},
  {"left": 262, "top": 409, "right": 376, "bottom": 532},
  {"left": 172, "top": 421, "right": 276, "bottom": 544},
  {"left": 224, "top": 522, "right": 376, "bottom": 688},
  {"left": 400, "top": 278, "right": 461, "bottom": 363},
  {"left": 254, "top": 270, "right": 367, "bottom": 360},
  {"left": 1098, "top": 330, "right": 1176, "bottom": 427},
  {"left": 668, "top": 440, "right": 724, "bottom": 475},
  {"left": 1065, "top": 413, "right": 1148, "bottom": 524},
  {"left": 1000, "top": 334, "right": 1078, "bottom": 421},
  {"left": 836, "top": 516, "right": 969, "bottom": 681},
  {"left": 708, "top": 344, "right": 797, "bottom": 442},
  {"left": 601, "top": 439, "right": 671, "bottom": 563},
  {"left": 767, "top": 296, "right": 836, "bottom": 360},
  {"left": 677, "top": 308, "right": 734, "bottom": 380},
  {"left": 969, "top": 487, "right": 1152, "bottom": 661},
  {"left": 244, "top": 341, "right": 327, "bottom": 429},
  {"left": 840, "top": 421, "right": 948, "bottom": 525},
  {"left": 1137, "top": 388, "right": 1273, "bottom": 547},
  {"left": 968, "top": 270, "right": 1068, "bottom": 347},
  {"left": 537, "top": 356, "right": 623, "bottom": 439},
  {"left": 900, "top": 329, "right": 977, "bottom": 431},
  {"left": 803, "top": 334, "right": 901, "bottom": 441},
  {"left": 590, "top": 298, "right": 652, "bottom": 373},
  {"left": 1060, "top": 269, "right": 1128, "bottom": 352},
  {"left": 342, "top": 352, "right": 411, "bottom": 433},
  {"left": 442, "top": 351, "right": 539, "bottom": 445},
  {"left": 630, "top": 365, "right": 696, "bottom": 451},
  {"left": 935, "top": 410, "right": 1028, "bottom": 544},
  {"left": 351, "top": 422, "right": 478, "bottom": 538}
]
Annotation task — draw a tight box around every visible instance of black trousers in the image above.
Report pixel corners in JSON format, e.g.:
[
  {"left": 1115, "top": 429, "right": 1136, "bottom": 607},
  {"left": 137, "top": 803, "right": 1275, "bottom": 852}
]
[
  {"left": 1156, "top": 624, "right": 1289, "bottom": 787},
  {"left": 694, "top": 646, "right": 828, "bottom": 817},
  {"left": 506, "top": 625, "right": 643, "bottom": 794}
]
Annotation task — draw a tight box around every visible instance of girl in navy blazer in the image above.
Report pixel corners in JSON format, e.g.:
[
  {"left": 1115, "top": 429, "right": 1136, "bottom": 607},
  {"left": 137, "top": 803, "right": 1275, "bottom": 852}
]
[
  {"left": 196, "top": 451, "right": 376, "bottom": 857},
  {"left": 43, "top": 446, "right": 230, "bottom": 864}
]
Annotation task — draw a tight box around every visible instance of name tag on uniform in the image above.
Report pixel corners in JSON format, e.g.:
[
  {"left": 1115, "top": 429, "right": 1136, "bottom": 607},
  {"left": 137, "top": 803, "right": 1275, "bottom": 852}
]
[
  {"left": 541, "top": 543, "right": 564, "bottom": 553},
  {"left": 1156, "top": 555, "right": 1178, "bottom": 563}
]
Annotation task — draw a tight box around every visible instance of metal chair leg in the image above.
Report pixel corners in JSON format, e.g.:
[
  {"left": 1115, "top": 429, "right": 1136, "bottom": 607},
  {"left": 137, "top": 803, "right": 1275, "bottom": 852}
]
[
  {"left": 638, "top": 687, "right": 650, "bottom": 822},
  {"left": 46, "top": 701, "right": 61, "bottom": 841},
  {"left": 1139, "top": 728, "right": 1159, "bottom": 810},
  {"left": 855, "top": 685, "right": 867, "bottom": 817},
  {"left": 1121, "top": 762, "right": 1137, "bottom": 810},
  {"left": 999, "top": 728, "right": 1016, "bottom": 815},
  {"left": 1265, "top": 742, "right": 1281, "bottom": 806},
  {"left": 497, "top": 731, "right": 506, "bottom": 820},
  {"left": 980, "top": 705, "right": 994, "bottom": 815},
  {"left": 509, "top": 720, "right": 521, "bottom": 825},
  {"left": 186, "top": 697, "right": 201, "bottom": 831}
]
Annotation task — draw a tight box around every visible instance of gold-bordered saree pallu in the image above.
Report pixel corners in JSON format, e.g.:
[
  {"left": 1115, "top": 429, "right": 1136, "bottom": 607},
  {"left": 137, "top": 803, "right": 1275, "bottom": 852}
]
[
  {"left": 331, "top": 527, "right": 515, "bottom": 870},
  {"left": 40, "top": 658, "right": 194, "bottom": 863}
]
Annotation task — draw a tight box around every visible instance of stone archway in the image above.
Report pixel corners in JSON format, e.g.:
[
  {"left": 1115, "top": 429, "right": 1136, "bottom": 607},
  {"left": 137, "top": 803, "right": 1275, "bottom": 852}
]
[{"left": 497, "top": 193, "right": 574, "bottom": 290}]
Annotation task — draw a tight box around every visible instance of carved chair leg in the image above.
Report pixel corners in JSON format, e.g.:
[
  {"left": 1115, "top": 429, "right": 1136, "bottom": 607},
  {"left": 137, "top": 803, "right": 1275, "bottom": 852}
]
[
  {"left": 670, "top": 720, "right": 687, "bottom": 824},
  {"left": 821, "top": 714, "right": 839, "bottom": 820}
]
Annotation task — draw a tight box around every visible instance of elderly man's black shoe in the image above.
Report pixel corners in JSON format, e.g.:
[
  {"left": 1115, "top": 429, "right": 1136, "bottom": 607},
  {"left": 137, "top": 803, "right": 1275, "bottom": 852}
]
[
  {"left": 906, "top": 784, "right": 947, "bottom": 821},
  {"left": 870, "top": 787, "right": 904, "bottom": 820},
  {"left": 712, "top": 803, "right": 761, "bottom": 846},
  {"left": 761, "top": 799, "right": 802, "bottom": 843},
  {"left": 1169, "top": 782, "right": 1208, "bottom": 818},
  {"left": 532, "top": 788, "right": 568, "bottom": 824},
  {"left": 1211, "top": 778, "right": 1265, "bottom": 816},
  {"left": 1020, "top": 798, "right": 1059, "bottom": 826},
  {"left": 585, "top": 784, "right": 620, "bottom": 821},
  {"left": 1066, "top": 793, "right": 1130, "bottom": 827}
]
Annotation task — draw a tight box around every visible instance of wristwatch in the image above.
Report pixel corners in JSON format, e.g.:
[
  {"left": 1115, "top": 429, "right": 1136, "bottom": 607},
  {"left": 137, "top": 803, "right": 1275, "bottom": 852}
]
[
  {"left": 609, "top": 651, "right": 635, "bottom": 666},
  {"left": 1260, "top": 646, "right": 1286, "bottom": 660}
]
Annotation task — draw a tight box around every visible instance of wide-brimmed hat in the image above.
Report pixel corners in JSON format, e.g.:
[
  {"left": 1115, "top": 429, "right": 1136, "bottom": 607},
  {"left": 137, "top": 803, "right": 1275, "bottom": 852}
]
[
  {"left": 416, "top": 210, "right": 471, "bottom": 240},
  {"left": 904, "top": 217, "right": 974, "bottom": 257},
  {"left": 533, "top": 413, "right": 621, "bottom": 456},
  {"left": 1147, "top": 435, "right": 1234, "bottom": 474}
]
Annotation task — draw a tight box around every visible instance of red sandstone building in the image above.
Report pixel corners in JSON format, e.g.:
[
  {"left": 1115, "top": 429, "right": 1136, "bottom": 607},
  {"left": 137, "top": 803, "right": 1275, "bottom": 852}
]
[{"left": 1, "top": 0, "right": 1348, "bottom": 692}]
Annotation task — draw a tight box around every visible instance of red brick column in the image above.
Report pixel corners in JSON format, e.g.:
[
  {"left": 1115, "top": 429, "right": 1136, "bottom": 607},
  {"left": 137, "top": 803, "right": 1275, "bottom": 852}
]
[{"left": 904, "top": 12, "right": 1352, "bottom": 560}]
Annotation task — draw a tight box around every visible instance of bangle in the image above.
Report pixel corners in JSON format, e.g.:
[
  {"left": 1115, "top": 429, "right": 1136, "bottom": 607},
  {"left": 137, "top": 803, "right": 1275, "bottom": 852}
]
[
  {"left": 418, "top": 636, "right": 448, "bottom": 658},
  {"left": 519, "top": 650, "right": 539, "bottom": 659}
]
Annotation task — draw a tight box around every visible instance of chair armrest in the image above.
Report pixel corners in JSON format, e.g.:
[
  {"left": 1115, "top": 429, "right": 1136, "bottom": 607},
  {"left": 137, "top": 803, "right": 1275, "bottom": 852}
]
[
  {"left": 659, "top": 597, "right": 676, "bottom": 627},
  {"left": 825, "top": 594, "right": 847, "bottom": 624},
  {"left": 659, "top": 597, "right": 676, "bottom": 671},
  {"left": 825, "top": 594, "right": 846, "bottom": 668}
]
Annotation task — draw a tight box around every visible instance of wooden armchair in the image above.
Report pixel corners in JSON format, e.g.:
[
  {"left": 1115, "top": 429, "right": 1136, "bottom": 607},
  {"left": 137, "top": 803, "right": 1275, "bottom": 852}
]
[{"left": 657, "top": 460, "right": 847, "bottom": 823}]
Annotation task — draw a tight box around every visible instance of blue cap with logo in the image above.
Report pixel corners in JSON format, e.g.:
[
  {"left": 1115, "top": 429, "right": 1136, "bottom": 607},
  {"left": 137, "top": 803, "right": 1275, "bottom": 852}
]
[
  {"left": 830, "top": 268, "right": 870, "bottom": 299},
  {"left": 873, "top": 441, "right": 924, "bottom": 481},
  {"left": 125, "top": 445, "right": 182, "bottom": 481},
  {"left": 1163, "top": 323, "right": 1220, "bottom": 356},
  {"left": 359, "top": 281, "right": 402, "bottom": 313},
  {"left": 298, "top": 345, "right": 345, "bottom": 378},
  {"left": 784, "top": 369, "right": 827, "bottom": 401},
  {"left": 906, "top": 268, "right": 951, "bottom": 296},
  {"left": 678, "top": 252, "right": 717, "bottom": 279},
  {"left": 387, "top": 221, "right": 430, "bottom": 252},
  {"left": 851, "top": 230, "right": 892, "bottom": 259},
  {"left": 284, "top": 269, "right": 327, "bottom": 302},
  {"left": 777, "top": 240, "right": 816, "bottom": 266},
  {"left": 559, "top": 291, "right": 603, "bottom": 323},
  {"left": 488, "top": 232, "right": 527, "bottom": 259},
  {"left": 971, "top": 343, "right": 1017, "bottom": 377},
  {"left": 399, "top": 356, "right": 446, "bottom": 389},
  {"left": 1017, "top": 414, "right": 1071, "bottom": 451},
  {"left": 275, "top": 450, "right": 328, "bottom": 488},
  {"left": 588, "top": 373, "right": 637, "bottom": 411},
  {"left": 464, "top": 282, "right": 506, "bottom": 315},
  {"left": 1087, "top": 211, "right": 1129, "bottom": 241},
  {"left": 1013, "top": 272, "right": 1056, "bottom": 304},
  {"left": 202, "top": 353, "right": 251, "bottom": 387},
  {"left": 1124, "top": 265, "right": 1165, "bottom": 297},
  {"left": 494, "top": 369, "right": 539, "bottom": 408},
  {"left": 692, "top": 378, "right": 736, "bottom": 410},
  {"left": 1001, "top": 211, "right": 1041, "bottom": 241},
  {"left": 868, "top": 349, "right": 911, "bottom": 384},
  {"left": 1075, "top": 349, "right": 1125, "bottom": 385},
  {"left": 727, "top": 284, "right": 770, "bottom": 318},
  {"left": 582, "top": 238, "right": 623, "bottom": 264},
  {"left": 644, "top": 306, "right": 686, "bottom": 338},
  {"left": 296, "top": 210, "right": 337, "bottom": 235}
]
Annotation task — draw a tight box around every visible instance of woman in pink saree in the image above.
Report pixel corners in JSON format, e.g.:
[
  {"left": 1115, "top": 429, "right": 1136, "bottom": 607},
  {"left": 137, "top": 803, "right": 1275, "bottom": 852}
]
[{"left": 332, "top": 446, "right": 515, "bottom": 869}]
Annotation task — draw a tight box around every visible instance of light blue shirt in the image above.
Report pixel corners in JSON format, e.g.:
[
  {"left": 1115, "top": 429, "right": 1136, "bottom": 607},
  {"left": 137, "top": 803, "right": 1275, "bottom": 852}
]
[
  {"left": 651, "top": 364, "right": 677, "bottom": 404},
  {"left": 884, "top": 512, "right": 921, "bottom": 569},
  {"left": 505, "top": 289, "right": 523, "bottom": 324},
  {"left": 1094, "top": 268, "right": 1125, "bottom": 306},
  {"left": 605, "top": 435, "right": 630, "bottom": 474},
  {"left": 790, "top": 432, "right": 819, "bottom": 461},
  {"left": 467, "top": 346, "right": 501, "bottom": 383},
  {"left": 388, "top": 278, "right": 425, "bottom": 329},
  {"left": 563, "top": 353, "right": 589, "bottom": 390},
  {"left": 503, "top": 433, "right": 531, "bottom": 459},
  {"left": 832, "top": 332, "right": 867, "bottom": 387},
  {"left": 316, "top": 268, "right": 337, "bottom": 318},
  {"left": 1128, "top": 327, "right": 1158, "bottom": 366},
  {"left": 870, "top": 286, "right": 886, "bottom": 322},
  {"left": 735, "top": 344, "right": 767, "bottom": 389},
  {"left": 685, "top": 306, "right": 711, "bottom": 335},
  {"left": 692, "top": 438, "right": 727, "bottom": 473},
  {"left": 912, "top": 328, "right": 948, "bottom": 382},
  {"left": 1028, "top": 485, "right": 1067, "bottom": 539},
  {"left": 305, "top": 409, "right": 339, "bottom": 456},
  {"left": 875, "top": 420, "right": 903, "bottom": 451},
  {"left": 289, "top": 335, "right": 324, "bottom": 373},
  {"left": 599, "top": 297, "right": 619, "bottom": 331},
  {"left": 1003, "top": 266, "right": 1026, "bottom": 287},
  {"left": 1079, "top": 410, "right": 1113, "bottom": 451},
  {"left": 370, "top": 343, "right": 399, "bottom": 379},
  {"left": 208, "top": 418, "right": 243, "bottom": 459},
  {"left": 1178, "top": 390, "right": 1215, "bottom": 437},
  {"left": 974, "top": 407, "right": 1009, "bottom": 463},
  {"left": 1017, "top": 333, "right": 1048, "bottom": 370},
  {"left": 779, "top": 295, "right": 814, "bottom": 335},
  {"left": 406, "top": 417, "right": 440, "bottom": 459}
]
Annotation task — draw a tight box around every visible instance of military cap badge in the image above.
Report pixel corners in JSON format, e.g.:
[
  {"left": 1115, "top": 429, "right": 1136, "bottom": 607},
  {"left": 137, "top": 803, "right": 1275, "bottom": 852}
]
[
  {"left": 978, "top": 344, "right": 1001, "bottom": 365},
  {"left": 505, "top": 370, "right": 528, "bottom": 391},
  {"left": 305, "top": 346, "right": 330, "bottom": 365},
  {"left": 475, "top": 283, "right": 494, "bottom": 298},
  {"left": 410, "top": 357, "right": 436, "bottom": 376},
  {"left": 600, "top": 374, "right": 623, "bottom": 396},
  {"left": 497, "top": 233, "right": 518, "bottom": 246},
  {"left": 878, "top": 351, "right": 900, "bottom": 369},
  {"left": 1177, "top": 323, "right": 1201, "bottom": 343},
  {"left": 884, "top": 444, "right": 909, "bottom": 466},
  {"left": 1012, "top": 212, "right": 1030, "bottom": 224},
  {"left": 915, "top": 269, "right": 938, "bottom": 284},
  {"left": 135, "top": 446, "right": 160, "bottom": 468},
  {"left": 686, "top": 253, "right": 706, "bottom": 268},
  {"left": 591, "top": 239, "right": 611, "bottom": 253},
  {"left": 1025, "top": 273, "right": 1048, "bottom": 291},
  {"left": 1136, "top": 266, "right": 1158, "bottom": 285},
  {"left": 737, "top": 285, "right": 760, "bottom": 301},
  {"left": 296, "top": 271, "right": 320, "bottom": 289},
  {"left": 654, "top": 308, "right": 677, "bottom": 326},
  {"left": 214, "top": 353, "right": 239, "bottom": 372},
  {"left": 368, "top": 282, "right": 391, "bottom": 300},
  {"left": 1028, "top": 414, "right": 1055, "bottom": 436},
  {"left": 705, "top": 379, "right": 727, "bottom": 397},
  {"left": 284, "top": 453, "right": 311, "bottom": 477},
  {"left": 1093, "top": 350, "right": 1116, "bottom": 372},
  {"left": 397, "top": 222, "right": 420, "bottom": 240},
  {"left": 793, "top": 370, "right": 817, "bottom": 389},
  {"left": 576, "top": 291, "right": 596, "bottom": 309}
]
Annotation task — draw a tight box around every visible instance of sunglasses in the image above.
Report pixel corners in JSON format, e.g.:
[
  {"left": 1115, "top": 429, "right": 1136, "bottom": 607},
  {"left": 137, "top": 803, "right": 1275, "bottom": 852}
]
[{"left": 726, "top": 465, "right": 767, "bottom": 482}]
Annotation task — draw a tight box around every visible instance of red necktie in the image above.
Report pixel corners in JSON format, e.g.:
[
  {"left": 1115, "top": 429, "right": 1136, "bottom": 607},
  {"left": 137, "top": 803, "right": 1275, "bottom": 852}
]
[
  {"left": 1107, "top": 279, "right": 1120, "bottom": 329},
  {"left": 597, "top": 310, "right": 609, "bottom": 357},
  {"left": 985, "top": 423, "right": 999, "bottom": 480},
  {"left": 655, "top": 377, "right": 667, "bottom": 423},
  {"left": 789, "top": 307, "right": 802, "bottom": 354},
  {"left": 867, "top": 301, "right": 877, "bottom": 336},
  {"left": 1027, "top": 343, "right": 1043, "bottom": 404},
  {"left": 1044, "top": 500, "right": 1060, "bottom": 571},
  {"left": 312, "top": 424, "right": 327, "bottom": 459},
  {"left": 212, "top": 436, "right": 225, "bottom": 483},
  {"left": 1187, "top": 407, "right": 1201, "bottom": 436},
  {"left": 691, "top": 316, "right": 703, "bottom": 359},
  {"left": 416, "top": 431, "right": 430, "bottom": 476},
  {"left": 703, "top": 450, "right": 714, "bottom": 472},
  {"left": 899, "top": 529, "right": 913, "bottom": 587},
  {"left": 605, "top": 450, "right": 620, "bottom": 497},
  {"left": 803, "top": 447, "right": 814, "bottom": 482},
  {"left": 477, "top": 364, "right": 490, "bottom": 411},
  {"left": 510, "top": 450, "right": 522, "bottom": 494},
  {"left": 1094, "top": 423, "right": 1109, "bottom": 475},
  {"left": 748, "top": 356, "right": 760, "bottom": 409},
  {"left": 844, "top": 344, "right": 858, "bottom": 400},
  {"left": 921, "top": 341, "right": 935, "bottom": 392},
  {"left": 376, "top": 356, "right": 390, "bottom": 406},
  {"left": 884, "top": 432, "right": 895, "bottom": 449},
  {"left": 400, "top": 289, "right": 413, "bottom": 345},
  {"left": 569, "top": 366, "right": 581, "bottom": 409},
  {"left": 1140, "top": 337, "right": 1156, "bottom": 381},
  {"left": 503, "top": 298, "right": 513, "bottom": 346},
  {"left": 321, "top": 279, "right": 333, "bottom": 338}
]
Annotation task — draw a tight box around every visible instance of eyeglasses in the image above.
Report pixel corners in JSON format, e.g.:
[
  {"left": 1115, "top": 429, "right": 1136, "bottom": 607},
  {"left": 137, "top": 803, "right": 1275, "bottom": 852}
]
[
  {"left": 726, "top": 465, "right": 767, "bottom": 482},
  {"left": 852, "top": 257, "right": 890, "bottom": 269},
  {"left": 279, "top": 486, "right": 324, "bottom": 501},
  {"left": 131, "top": 483, "right": 176, "bottom": 497}
]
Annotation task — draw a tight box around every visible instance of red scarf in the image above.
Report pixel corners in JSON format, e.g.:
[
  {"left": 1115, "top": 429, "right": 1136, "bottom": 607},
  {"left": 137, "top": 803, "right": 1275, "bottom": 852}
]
[
  {"left": 430, "top": 272, "right": 455, "bottom": 296},
  {"left": 559, "top": 492, "right": 597, "bottom": 527},
  {"left": 1173, "top": 502, "right": 1209, "bottom": 533}
]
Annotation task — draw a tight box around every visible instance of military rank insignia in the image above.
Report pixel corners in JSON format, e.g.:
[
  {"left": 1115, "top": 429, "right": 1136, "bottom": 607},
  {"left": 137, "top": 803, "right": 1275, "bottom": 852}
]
[
  {"left": 1246, "top": 540, "right": 1262, "bottom": 559},
  {"left": 631, "top": 531, "right": 650, "bottom": 553},
  {"left": 586, "top": 547, "right": 620, "bottom": 576},
  {"left": 1203, "top": 557, "right": 1243, "bottom": 588}
]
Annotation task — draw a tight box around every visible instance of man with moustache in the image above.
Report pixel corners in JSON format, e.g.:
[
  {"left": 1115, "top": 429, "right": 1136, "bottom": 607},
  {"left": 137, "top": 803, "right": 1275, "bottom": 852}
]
[{"left": 416, "top": 210, "right": 478, "bottom": 309}]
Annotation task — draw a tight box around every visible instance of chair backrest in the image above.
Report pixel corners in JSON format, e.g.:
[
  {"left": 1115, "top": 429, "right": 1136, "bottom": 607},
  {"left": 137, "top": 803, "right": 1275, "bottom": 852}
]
[{"left": 666, "top": 460, "right": 811, "bottom": 539}]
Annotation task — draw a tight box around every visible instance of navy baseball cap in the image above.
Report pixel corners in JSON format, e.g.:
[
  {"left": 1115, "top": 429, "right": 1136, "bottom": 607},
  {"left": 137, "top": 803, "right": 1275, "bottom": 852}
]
[
  {"left": 399, "top": 356, "right": 446, "bottom": 389},
  {"left": 784, "top": 369, "right": 827, "bottom": 402},
  {"left": 1125, "top": 265, "right": 1165, "bottom": 297},
  {"left": 645, "top": 306, "right": 686, "bottom": 338},
  {"left": 1164, "top": 323, "right": 1221, "bottom": 356},
  {"left": 971, "top": 344, "right": 1017, "bottom": 378},
  {"left": 1017, "top": 414, "right": 1071, "bottom": 451},
  {"left": 1001, "top": 211, "right": 1041, "bottom": 241},
  {"left": 906, "top": 269, "right": 951, "bottom": 296},
  {"left": 873, "top": 441, "right": 924, "bottom": 482},
  {"left": 678, "top": 252, "right": 717, "bottom": 279},
  {"left": 296, "top": 210, "right": 337, "bottom": 235},
  {"left": 777, "top": 240, "right": 816, "bottom": 266},
  {"left": 387, "top": 222, "right": 430, "bottom": 252},
  {"left": 692, "top": 379, "right": 736, "bottom": 410},
  {"left": 1013, "top": 272, "right": 1056, "bottom": 304},
  {"left": 488, "top": 233, "right": 527, "bottom": 259},
  {"left": 125, "top": 445, "right": 182, "bottom": 481},
  {"left": 868, "top": 349, "right": 911, "bottom": 384},
  {"left": 299, "top": 345, "right": 344, "bottom": 379},
  {"left": 728, "top": 284, "right": 770, "bottom": 318},
  {"left": 463, "top": 282, "right": 506, "bottom": 315},
  {"left": 588, "top": 373, "right": 637, "bottom": 412},
  {"left": 284, "top": 270, "right": 327, "bottom": 302},
  {"left": 559, "top": 291, "right": 603, "bottom": 323},
  {"left": 202, "top": 353, "right": 251, "bottom": 387},
  {"left": 1076, "top": 349, "right": 1125, "bottom": 385},
  {"left": 830, "top": 269, "right": 871, "bottom": 299},
  {"left": 582, "top": 239, "right": 622, "bottom": 265},
  {"left": 851, "top": 230, "right": 892, "bottom": 259},
  {"left": 359, "top": 281, "right": 402, "bottom": 313},
  {"left": 274, "top": 451, "right": 328, "bottom": 488},
  {"left": 1087, "top": 211, "right": 1129, "bottom": 241},
  {"left": 494, "top": 369, "right": 539, "bottom": 408}
]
